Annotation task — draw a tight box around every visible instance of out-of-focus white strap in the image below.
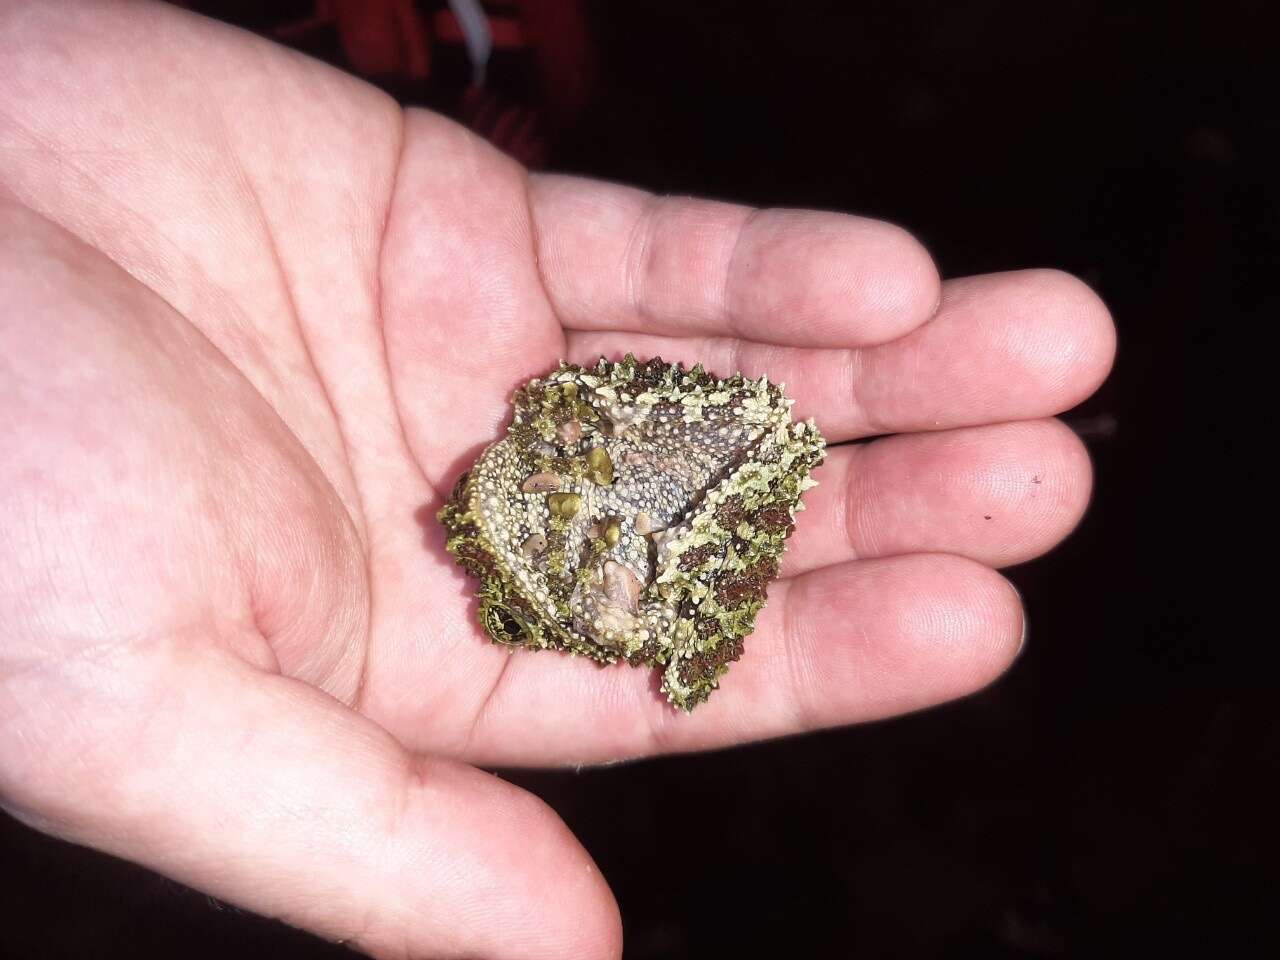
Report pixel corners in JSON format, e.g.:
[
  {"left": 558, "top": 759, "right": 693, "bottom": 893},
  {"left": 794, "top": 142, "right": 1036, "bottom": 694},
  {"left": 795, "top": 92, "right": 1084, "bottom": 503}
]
[{"left": 447, "top": 0, "right": 492, "bottom": 87}]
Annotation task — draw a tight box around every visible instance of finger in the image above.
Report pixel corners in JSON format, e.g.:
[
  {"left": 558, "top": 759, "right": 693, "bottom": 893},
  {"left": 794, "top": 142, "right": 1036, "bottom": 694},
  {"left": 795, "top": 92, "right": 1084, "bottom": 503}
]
[
  {"left": 0, "top": 642, "right": 621, "bottom": 960},
  {"left": 529, "top": 173, "right": 941, "bottom": 348},
  {"left": 459, "top": 553, "right": 1023, "bottom": 765},
  {"left": 380, "top": 111, "right": 565, "bottom": 490},
  {"left": 566, "top": 268, "right": 1115, "bottom": 443},
  {"left": 783, "top": 418, "right": 1094, "bottom": 576}
]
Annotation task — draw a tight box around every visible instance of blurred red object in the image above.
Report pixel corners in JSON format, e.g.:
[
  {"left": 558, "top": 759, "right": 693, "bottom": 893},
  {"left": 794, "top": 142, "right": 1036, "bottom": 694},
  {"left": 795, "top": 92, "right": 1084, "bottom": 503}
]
[{"left": 262, "top": 0, "right": 595, "bottom": 166}]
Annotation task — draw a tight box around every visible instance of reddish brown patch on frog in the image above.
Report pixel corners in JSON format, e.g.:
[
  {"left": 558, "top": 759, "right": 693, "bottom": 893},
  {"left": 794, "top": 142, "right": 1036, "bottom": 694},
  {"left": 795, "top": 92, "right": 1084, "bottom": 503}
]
[
  {"left": 631, "top": 356, "right": 671, "bottom": 389},
  {"left": 675, "top": 631, "right": 745, "bottom": 688},
  {"left": 714, "top": 556, "right": 779, "bottom": 607},
  {"left": 753, "top": 502, "right": 795, "bottom": 537},
  {"left": 715, "top": 494, "right": 747, "bottom": 529},
  {"left": 678, "top": 542, "right": 718, "bottom": 572},
  {"left": 626, "top": 636, "right": 661, "bottom": 666}
]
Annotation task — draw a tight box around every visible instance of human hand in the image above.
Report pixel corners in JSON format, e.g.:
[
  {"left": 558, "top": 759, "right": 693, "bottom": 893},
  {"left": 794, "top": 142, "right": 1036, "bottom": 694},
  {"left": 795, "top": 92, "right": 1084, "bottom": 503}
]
[{"left": 0, "top": 3, "right": 1114, "bottom": 958}]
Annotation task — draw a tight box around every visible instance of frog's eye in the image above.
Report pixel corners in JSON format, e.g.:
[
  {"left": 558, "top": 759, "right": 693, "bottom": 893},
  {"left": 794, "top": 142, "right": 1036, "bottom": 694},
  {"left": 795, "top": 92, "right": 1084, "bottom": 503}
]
[{"left": 481, "top": 600, "right": 530, "bottom": 646}]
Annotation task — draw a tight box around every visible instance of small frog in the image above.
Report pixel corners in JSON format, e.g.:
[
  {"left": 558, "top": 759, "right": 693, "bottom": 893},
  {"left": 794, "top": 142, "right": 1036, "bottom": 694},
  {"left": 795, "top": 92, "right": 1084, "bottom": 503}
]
[{"left": 438, "top": 354, "right": 825, "bottom": 710}]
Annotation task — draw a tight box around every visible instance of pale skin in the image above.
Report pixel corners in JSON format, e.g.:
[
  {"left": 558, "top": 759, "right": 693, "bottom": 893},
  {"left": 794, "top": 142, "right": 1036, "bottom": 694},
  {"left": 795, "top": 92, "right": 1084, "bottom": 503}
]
[{"left": 0, "top": 3, "right": 1116, "bottom": 958}]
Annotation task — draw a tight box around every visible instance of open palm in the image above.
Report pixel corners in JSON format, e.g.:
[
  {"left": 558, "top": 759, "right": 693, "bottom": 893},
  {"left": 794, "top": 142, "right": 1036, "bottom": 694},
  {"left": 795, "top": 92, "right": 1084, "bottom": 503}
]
[{"left": 0, "top": 3, "right": 1114, "bottom": 958}]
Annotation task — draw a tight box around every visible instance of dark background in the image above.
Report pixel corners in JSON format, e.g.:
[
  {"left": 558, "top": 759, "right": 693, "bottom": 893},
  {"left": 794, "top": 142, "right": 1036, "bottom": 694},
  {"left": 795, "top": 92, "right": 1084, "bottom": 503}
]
[{"left": 2, "top": 1, "right": 1273, "bottom": 957}]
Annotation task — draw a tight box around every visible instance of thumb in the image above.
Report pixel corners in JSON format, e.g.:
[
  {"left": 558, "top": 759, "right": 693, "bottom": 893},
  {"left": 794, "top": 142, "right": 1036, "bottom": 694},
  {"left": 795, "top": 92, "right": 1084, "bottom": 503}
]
[{"left": 1, "top": 639, "right": 621, "bottom": 960}]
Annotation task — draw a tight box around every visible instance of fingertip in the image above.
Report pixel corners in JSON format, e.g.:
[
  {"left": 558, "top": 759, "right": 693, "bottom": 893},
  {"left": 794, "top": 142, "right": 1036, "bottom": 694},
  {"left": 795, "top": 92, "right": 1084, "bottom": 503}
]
[
  {"left": 868, "top": 554, "right": 1025, "bottom": 704},
  {"left": 854, "top": 220, "right": 943, "bottom": 344},
  {"left": 586, "top": 873, "right": 626, "bottom": 960},
  {"left": 778, "top": 554, "right": 1024, "bottom": 723},
  {"left": 1037, "top": 415, "right": 1097, "bottom": 541},
  {"left": 961, "top": 559, "right": 1027, "bottom": 688},
  {"left": 727, "top": 211, "right": 941, "bottom": 347},
  {"left": 1015, "top": 268, "right": 1117, "bottom": 408}
]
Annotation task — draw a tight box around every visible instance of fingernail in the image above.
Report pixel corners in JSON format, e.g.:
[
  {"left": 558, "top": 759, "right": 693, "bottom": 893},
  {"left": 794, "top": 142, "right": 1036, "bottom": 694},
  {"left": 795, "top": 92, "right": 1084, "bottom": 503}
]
[{"left": 1013, "top": 583, "right": 1028, "bottom": 658}]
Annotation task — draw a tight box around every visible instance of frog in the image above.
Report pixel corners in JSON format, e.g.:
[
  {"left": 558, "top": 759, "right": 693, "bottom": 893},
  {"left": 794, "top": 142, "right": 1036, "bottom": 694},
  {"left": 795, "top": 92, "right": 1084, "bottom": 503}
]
[{"left": 438, "top": 354, "right": 826, "bottom": 710}]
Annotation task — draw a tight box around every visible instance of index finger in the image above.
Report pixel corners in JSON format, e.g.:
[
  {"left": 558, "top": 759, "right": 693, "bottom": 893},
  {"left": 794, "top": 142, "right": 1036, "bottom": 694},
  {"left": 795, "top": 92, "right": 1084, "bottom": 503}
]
[{"left": 528, "top": 173, "right": 941, "bottom": 349}]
